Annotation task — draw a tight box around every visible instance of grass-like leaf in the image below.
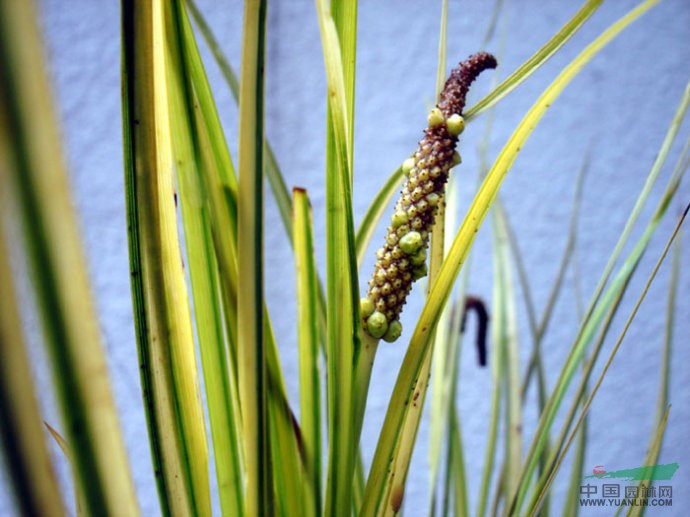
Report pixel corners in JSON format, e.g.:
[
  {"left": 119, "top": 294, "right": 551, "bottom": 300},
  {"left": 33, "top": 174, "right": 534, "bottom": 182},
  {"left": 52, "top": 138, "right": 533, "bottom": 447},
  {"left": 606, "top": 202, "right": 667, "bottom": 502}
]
[
  {"left": 502, "top": 163, "right": 586, "bottom": 515},
  {"left": 44, "top": 423, "right": 83, "bottom": 517},
  {"left": 449, "top": 410, "right": 469, "bottom": 517},
  {"left": 464, "top": 0, "right": 602, "bottom": 121},
  {"left": 563, "top": 398, "right": 588, "bottom": 517},
  {"left": 492, "top": 205, "right": 522, "bottom": 505},
  {"left": 122, "top": 1, "right": 210, "bottom": 514},
  {"left": 0, "top": 228, "right": 65, "bottom": 517},
  {"left": 185, "top": 0, "right": 331, "bottom": 360},
  {"left": 165, "top": 3, "right": 245, "bottom": 514},
  {"left": 512, "top": 62, "right": 687, "bottom": 515},
  {"left": 526, "top": 203, "right": 688, "bottom": 515},
  {"left": 176, "top": 7, "right": 305, "bottom": 514},
  {"left": 355, "top": 166, "right": 404, "bottom": 266},
  {"left": 266, "top": 382, "right": 304, "bottom": 517},
  {"left": 524, "top": 137, "right": 689, "bottom": 515},
  {"left": 237, "top": 0, "right": 271, "bottom": 514},
  {"left": 0, "top": 2, "right": 139, "bottom": 515},
  {"left": 629, "top": 240, "right": 680, "bottom": 517},
  {"left": 476, "top": 304, "right": 504, "bottom": 517},
  {"left": 315, "top": 1, "right": 361, "bottom": 514},
  {"left": 655, "top": 234, "right": 680, "bottom": 429},
  {"left": 428, "top": 177, "right": 467, "bottom": 516},
  {"left": 626, "top": 406, "right": 671, "bottom": 517},
  {"left": 293, "top": 188, "right": 322, "bottom": 517},
  {"left": 177, "top": 1, "right": 241, "bottom": 364}
]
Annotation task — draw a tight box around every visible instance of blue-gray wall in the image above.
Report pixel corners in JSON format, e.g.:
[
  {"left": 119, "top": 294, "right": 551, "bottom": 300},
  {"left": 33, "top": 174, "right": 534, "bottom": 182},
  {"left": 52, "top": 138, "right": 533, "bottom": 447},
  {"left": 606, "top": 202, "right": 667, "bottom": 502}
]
[{"left": 2, "top": 1, "right": 689, "bottom": 515}]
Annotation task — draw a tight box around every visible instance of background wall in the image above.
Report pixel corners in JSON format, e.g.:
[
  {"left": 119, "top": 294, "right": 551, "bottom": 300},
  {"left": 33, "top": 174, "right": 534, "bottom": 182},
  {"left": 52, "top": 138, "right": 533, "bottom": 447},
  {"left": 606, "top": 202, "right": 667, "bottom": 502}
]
[{"left": 2, "top": 0, "right": 689, "bottom": 515}]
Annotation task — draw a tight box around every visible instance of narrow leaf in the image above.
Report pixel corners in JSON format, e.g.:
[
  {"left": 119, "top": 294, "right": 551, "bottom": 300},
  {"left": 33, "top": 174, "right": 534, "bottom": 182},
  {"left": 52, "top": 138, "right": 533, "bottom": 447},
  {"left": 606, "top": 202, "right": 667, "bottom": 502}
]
[
  {"left": 315, "top": 1, "right": 361, "bottom": 515},
  {"left": 464, "top": 0, "right": 603, "bottom": 121},
  {"left": 293, "top": 188, "right": 322, "bottom": 517},
  {"left": 122, "top": 0, "right": 210, "bottom": 514},
  {"left": 0, "top": 1, "right": 139, "bottom": 515},
  {"left": 527, "top": 204, "right": 688, "bottom": 515},
  {"left": 166, "top": 3, "right": 245, "bottom": 514},
  {"left": 0, "top": 223, "right": 65, "bottom": 517},
  {"left": 237, "top": 1, "right": 270, "bottom": 514}
]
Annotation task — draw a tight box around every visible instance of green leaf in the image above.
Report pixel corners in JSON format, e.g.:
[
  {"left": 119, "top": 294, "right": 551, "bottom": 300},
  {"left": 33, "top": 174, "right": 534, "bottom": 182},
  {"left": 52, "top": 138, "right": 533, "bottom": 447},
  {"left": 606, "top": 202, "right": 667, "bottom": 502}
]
[
  {"left": 464, "top": 0, "right": 603, "bottom": 122},
  {"left": 627, "top": 406, "right": 672, "bottom": 517},
  {"left": 655, "top": 234, "right": 681, "bottom": 429},
  {"left": 165, "top": 3, "right": 245, "bottom": 514},
  {"left": 355, "top": 166, "right": 404, "bottom": 266},
  {"left": 476, "top": 314, "right": 504, "bottom": 517},
  {"left": 122, "top": 1, "right": 211, "bottom": 514},
  {"left": 177, "top": 0, "right": 241, "bottom": 369},
  {"left": 428, "top": 177, "right": 467, "bottom": 515},
  {"left": 237, "top": 0, "right": 271, "bottom": 515},
  {"left": 449, "top": 411, "right": 469, "bottom": 517},
  {"left": 293, "top": 188, "right": 322, "bottom": 517},
  {"left": 513, "top": 67, "right": 688, "bottom": 516},
  {"left": 186, "top": 0, "right": 331, "bottom": 365},
  {"left": 44, "top": 423, "right": 83, "bottom": 517},
  {"left": 526, "top": 203, "right": 688, "bottom": 515},
  {"left": 0, "top": 226, "right": 65, "bottom": 517},
  {"left": 176, "top": 7, "right": 306, "bottom": 516},
  {"left": 315, "top": 1, "right": 361, "bottom": 515},
  {"left": 492, "top": 205, "right": 522, "bottom": 504},
  {"left": 267, "top": 381, "right": 304, "bottom": 517},
  {"left": 0, "top": 1, "right": 139, "bottom": 515},
  {"left": 627, "top": 239, "right": 680, "bottom": 517}
]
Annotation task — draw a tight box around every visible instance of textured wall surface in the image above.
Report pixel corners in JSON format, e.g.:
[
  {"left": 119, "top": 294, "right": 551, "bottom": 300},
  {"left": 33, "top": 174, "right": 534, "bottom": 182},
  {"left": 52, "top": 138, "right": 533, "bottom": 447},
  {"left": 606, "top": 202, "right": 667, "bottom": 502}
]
[{"left": 2, "top": 0, "right": 689, "bottom": 515}]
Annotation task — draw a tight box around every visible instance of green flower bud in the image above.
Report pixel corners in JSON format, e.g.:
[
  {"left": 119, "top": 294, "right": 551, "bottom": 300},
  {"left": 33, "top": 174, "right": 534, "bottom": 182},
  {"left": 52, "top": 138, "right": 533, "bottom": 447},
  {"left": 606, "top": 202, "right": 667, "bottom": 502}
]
[
  {"left": 382, "top": 320, "right": 403, "bottom": 343},
  {"left": 426, "top": 193, "right": 440, "bottom": 207},
  {"left": 446, "top": 113, "right": 465, "bottom": 136},
  {"left": 427, "top": 107, "right": 444, "bottom": 128},
  {"left": 402, "top": 157, "right": 415, "bottom": 176},
  {"left": 391, "top": 211, "right": 409, "bottom": 228},
  {"left": 360, "top": 297, "right": 375, "bottom": 319},
  {"left": 366, "top": 311, "right": 389, "bottom": 339},
  {"left": 410, "top": 247, "right": 426, "bottom": 266},
  {"left": 399, "top": 231, "right": 423, "bottom": 255},
  {"left": 412, "top": 263, "right": 428, "bottom": 280},
  {"left": 452, "top": 151, "right": 462, "bottom": 166}
]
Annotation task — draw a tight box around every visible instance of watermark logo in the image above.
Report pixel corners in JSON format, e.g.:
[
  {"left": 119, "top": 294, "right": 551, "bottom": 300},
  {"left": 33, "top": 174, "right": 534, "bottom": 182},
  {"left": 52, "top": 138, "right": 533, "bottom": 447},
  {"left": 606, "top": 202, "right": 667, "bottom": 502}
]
[
  {"left": 584, "top": 462, "right": 679, "bottom": 481},
  {"left": 578, "top": 463, "right": 679, "bottom": 509}
]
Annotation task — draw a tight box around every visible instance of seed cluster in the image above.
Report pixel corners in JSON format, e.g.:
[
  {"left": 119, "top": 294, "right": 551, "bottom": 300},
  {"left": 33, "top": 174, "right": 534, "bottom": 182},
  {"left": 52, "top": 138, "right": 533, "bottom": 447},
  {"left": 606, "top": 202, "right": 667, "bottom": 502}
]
[{"left": 362, "top": 52, "right": 497, "bottom": 342}]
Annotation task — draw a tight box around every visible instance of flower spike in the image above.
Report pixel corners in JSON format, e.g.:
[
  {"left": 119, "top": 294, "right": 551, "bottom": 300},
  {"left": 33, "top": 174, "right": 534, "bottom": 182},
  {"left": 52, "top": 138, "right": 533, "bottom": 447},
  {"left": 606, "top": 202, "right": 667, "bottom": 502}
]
[{"left": 363, "top": 52, "right": 497, "bottom": 341}]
